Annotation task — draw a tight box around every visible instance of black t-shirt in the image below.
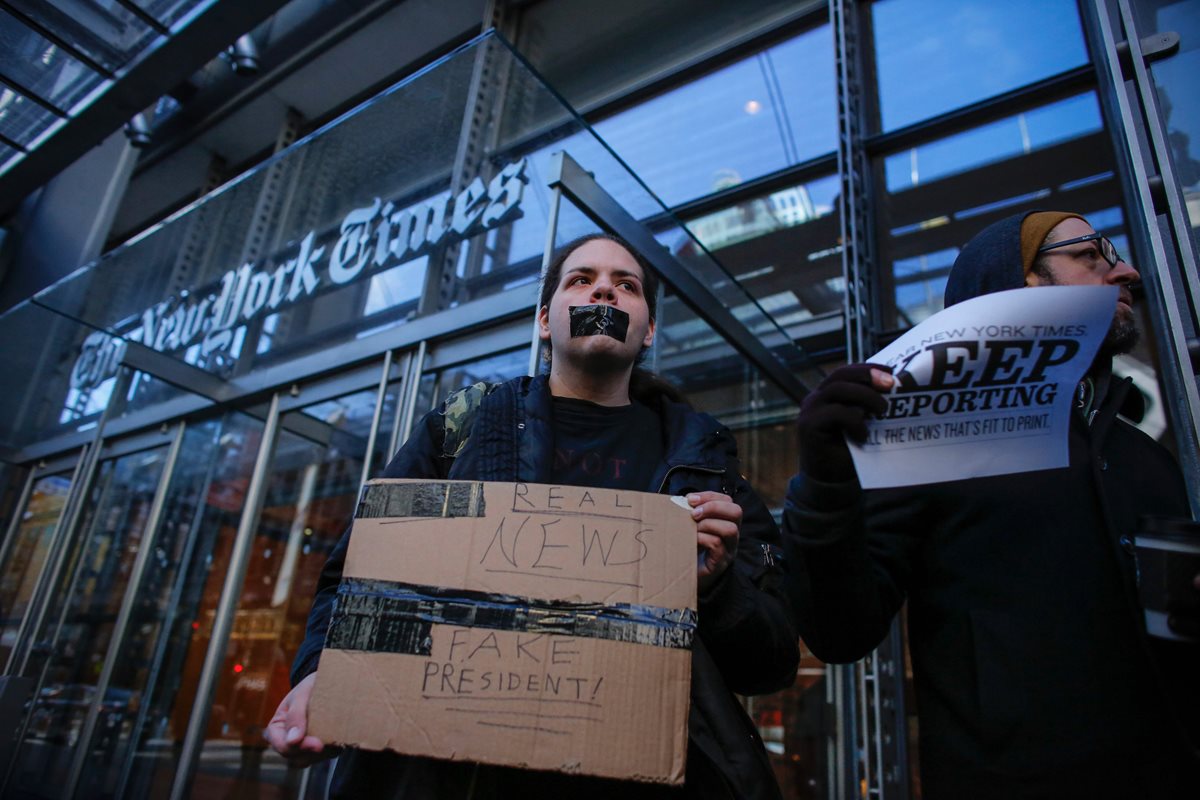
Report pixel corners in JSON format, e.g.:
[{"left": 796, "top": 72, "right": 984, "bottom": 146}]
[{"left": 549, "top": 396, "right": 664, "bottom": 491}]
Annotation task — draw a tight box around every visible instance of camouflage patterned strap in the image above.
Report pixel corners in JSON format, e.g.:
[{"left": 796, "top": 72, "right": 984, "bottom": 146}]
[{"left": 440, "top": 381, "right": 497, "bottom": 458}]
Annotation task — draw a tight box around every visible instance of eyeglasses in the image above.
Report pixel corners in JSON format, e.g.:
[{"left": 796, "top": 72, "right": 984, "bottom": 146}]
[{"left": 1036, "top": 232, "right": 1123, "bottom": 269}]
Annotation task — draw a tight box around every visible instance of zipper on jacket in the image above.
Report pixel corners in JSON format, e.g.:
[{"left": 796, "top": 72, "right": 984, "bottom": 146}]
[{"left": 657, "top": 463, "right": 725, "bottom": 493}]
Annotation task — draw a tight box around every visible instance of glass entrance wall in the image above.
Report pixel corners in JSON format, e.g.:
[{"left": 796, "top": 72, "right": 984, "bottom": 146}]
[
  {"left": 9, "top": 442, "right": 170, "bottom": 799},
  {"left": 1130, "top": 0, "right": 1200, "bottom": 251},
  {"left": 189, "top": 383, "right": 385, "bottom": 798},
  {"left": 0, "top": 467, "right": 77, "bottom": 667},
  {"left": 112, "top": 410, "right": 265, "bottom": 799}
]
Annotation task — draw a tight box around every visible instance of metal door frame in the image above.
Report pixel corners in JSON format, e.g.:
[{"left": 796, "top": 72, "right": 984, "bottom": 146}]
[{"left": 1083, "top": 0, "right": 1200, "bottom": 516}]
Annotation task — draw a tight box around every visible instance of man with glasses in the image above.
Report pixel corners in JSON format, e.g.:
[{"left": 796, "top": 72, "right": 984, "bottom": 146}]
[{"left": 783, "top": 211, "right": 1199, "bottom": 798}]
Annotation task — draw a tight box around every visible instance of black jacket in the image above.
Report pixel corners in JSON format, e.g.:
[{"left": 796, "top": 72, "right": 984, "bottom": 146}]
[
  {"left": 294, "top": 375, "right": 798, "bottom": 799},
  {"left": 783, "top": 211, "right": 1199, "bottom": 798},
  {"left": 784, "top": 377, "right": 1197, "bottom": 797}
]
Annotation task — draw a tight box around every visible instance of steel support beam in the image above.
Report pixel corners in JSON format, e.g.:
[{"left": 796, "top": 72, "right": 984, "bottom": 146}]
[
  {"left": 1084, "top": 0, "right": 1200, "bottom": 516},
  {"left": 119, "top": 340, "right": 232, "bottom": 401},
  {"left": 170, "top": 393, "right": 281, "bottom": 800},
  {"left": 547, "top": 151, "right": 810, "bottom": 403}
]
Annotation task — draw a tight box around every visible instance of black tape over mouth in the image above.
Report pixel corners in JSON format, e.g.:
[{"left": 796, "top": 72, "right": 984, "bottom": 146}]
[{"left": 569, "top": 305, "right": 629, "bottom": 342}]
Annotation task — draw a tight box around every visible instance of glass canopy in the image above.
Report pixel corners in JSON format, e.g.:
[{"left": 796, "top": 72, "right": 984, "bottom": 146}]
[{"left": 0, "top": 31, "right": 815, "bottom": 455}]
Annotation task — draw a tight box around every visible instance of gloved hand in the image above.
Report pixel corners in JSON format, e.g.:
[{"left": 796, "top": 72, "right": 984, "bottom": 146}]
[{"left": 796, "top": 363, "right": 894, "bottom": 483}]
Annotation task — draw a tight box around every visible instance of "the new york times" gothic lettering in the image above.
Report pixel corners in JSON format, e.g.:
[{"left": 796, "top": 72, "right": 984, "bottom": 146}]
[{"left": 71, "top": 160, "right": 528, "bottom": 391}]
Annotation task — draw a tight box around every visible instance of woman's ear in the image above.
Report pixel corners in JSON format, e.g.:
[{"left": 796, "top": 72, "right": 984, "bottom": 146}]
[{"left": 538, "top": 305, "right": 552, "bottom": 341}]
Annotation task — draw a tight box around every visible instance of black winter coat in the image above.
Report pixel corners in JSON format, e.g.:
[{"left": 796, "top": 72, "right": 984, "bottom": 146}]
[
  {"left": 293, "top": 375, "right": 799, "bottom": 799},
  {"left": 783, "top": 375, "right": 1199, "bottom": 798}
]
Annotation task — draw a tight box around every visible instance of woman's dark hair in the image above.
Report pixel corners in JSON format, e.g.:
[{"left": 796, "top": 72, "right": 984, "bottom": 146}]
[
  {"left": 539, "top": 233, "right": 661, "bottom": 322},
  {"left": 538, "top": 232, "right": 686, "bottom": 406}
]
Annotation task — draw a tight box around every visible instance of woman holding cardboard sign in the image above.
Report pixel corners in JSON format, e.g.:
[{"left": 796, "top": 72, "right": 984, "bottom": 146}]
[{"left": 266, "top": 234, "right": 799, "bottom": 798}]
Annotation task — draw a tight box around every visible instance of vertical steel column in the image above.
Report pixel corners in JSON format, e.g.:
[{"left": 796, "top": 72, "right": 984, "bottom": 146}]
[
  {"left": 396, "top": 341, "right": 428, "bottom": 449},
  {"left": 358, "top": 351, "right": 394, "bottom": 490},
  {"left": 830, "top": 2, "right": 909, "bottom": 797},
  {"left": 62, "top": 421, "right": 187, "bottom": 798},
  {"left": 385, "top": 351, "right": 415, "bottom": 460},
  {"left": 170, "top": 393, "right": 282, "bottom": 800},
  {"left": 831, "top": 0, "right": 875, "bottom": 364},
  {"left": 529, "top": 185, "right": 563, "bottom": 376},
  {"left": 1085, "top": 0, "right": 1200, "bottom": 515}
]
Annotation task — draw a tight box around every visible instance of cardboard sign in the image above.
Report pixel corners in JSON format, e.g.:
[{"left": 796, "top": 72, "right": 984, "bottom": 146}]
[
  {"left": 850, "top": 286, "right": 1115, "bottom": 488},
  {"left": 309, "top": 480, "right": 697, "bottom": 784}
]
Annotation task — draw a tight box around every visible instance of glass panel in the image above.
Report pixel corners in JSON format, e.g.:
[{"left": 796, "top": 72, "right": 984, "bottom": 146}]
[
  {"left": 1132, "top": 0, "right": 1200, "bottom": 251},
  {"left": 10, "top": 445, "right": 169, "bottom": 799},
  {"left": 0, "top": 138, "right": 21, "bottom": 171},
  {"left": 0, "top": 32, "right": 813, "bottom": 456},
  {"left": 114, "top": 411, "right": 264, "bottom": 797},
  {"left": 877, "top": 92, "right": 1122, "bottom": 328},
  {"left": 69, "top": 421, "right": 217, "bottom": 799},
  {"left": 432, "top": 347, "right": 530, "bottom": 405},
  {"left": 0, "top": 9, "right": 105, "bottom": 111},
  {"left": 586, "top": 24, "right": 836, "bottom": 207},
  {"left": 131, "top": 0, "right": 209, "bottom": 30},
  {"left": 6, "top": 1, "right": 157, "bottom": 72},
  {"left": 21, "top": 36, "right": 560, "bottom": 426},
  {"left": 0, "top": 87, "right": 60, "bottom": 148},
  {"left": 666, "top": 173, "right": 843, "bottom": 356},
  {"left": 517, "top": 0, "right": 815, "bottom": 112},
  {"left": 644, "top": 256, "right": 816, "bottom": 786},
  {"left": 0, "top": 301, "right": 127, "bottom": 451},
  {"left": 0, "top": 471, "right": 74, "bottom": 667},
  {"left": 883, "top": 94, "right": 1105, "bottom": 192},
  {"left": 871, "top": 0, "right": 1088, "bottom": 132},
  {"left": 189, "top": 387, "right": 380, "bottom": 798}
]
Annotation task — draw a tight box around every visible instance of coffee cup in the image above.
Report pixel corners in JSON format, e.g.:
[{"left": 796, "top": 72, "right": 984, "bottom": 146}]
[{"left": 1134, "top": 516, "right": 1200, "bottom": 642}]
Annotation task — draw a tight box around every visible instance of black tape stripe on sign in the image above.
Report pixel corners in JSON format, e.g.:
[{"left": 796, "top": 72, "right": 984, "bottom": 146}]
[
  {"left": 326, "top": 577, "right": 696, "bottom": 655},
  {"left": 357, "top": 481, "right": 486, "bottom": 519}
]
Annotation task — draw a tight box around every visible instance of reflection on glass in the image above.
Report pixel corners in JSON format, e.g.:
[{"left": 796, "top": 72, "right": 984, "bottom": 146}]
[
  {"left": 72, "top": 421, "right": 222, "bottom": 799},
  {"left": 884, "top": 94, "right": 1104, "bottom": 192},
  {"left": 666, "top": 174, "right": 843, "bottom": 354},
  {"left": 6, "top": 0, "right": 158, "bottom": 70},
  {"left": 1133, "top": 0, "right": 1200, "bottom": 250},
  {"left": 654, "top": 292, "right": 799, "bottom": 510},
  {"left": 871, "top": 0, "right": 1087, "bottom": 131},
  {"left": 893, "top": 248, "right": 956, "bottom": 326},
  {"left": 0, "top": 472, "right": 73, "bottom": 667},
  {"left": 747, "top": 649, "right": 829, "bottom": 800},
  {"left": 652, "top": 280, "right": 815, "bottom": 790},
  {"left": 10, "top": 446, "right": 168, "bottom": 799},
  {"left": 0, "top": 8, "right": 104, "bottom": 131},
  {"left": 114, "top": 412, "right": 265, "bottom": 798},
  {"left": 432, "top": 348, "right": 530, "bottom": 405},
  {"left": 188, "top": 388, "right": 380, "bottom": 798},
  {"left": 878, "top": 91, "right": 1123, "bottom": 330},
  {"left": 590, "top": 24, "right": 836, "bottom": 207}
]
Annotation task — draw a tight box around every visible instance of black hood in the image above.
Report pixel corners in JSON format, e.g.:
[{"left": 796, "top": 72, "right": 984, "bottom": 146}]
[{"left": 943, "top": 211, "right": 1033, "bottom": 308}]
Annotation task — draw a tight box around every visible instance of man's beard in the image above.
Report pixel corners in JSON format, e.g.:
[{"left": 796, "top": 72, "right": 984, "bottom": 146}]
[{"left": 1099, "top": 308, "right": 1140, "bottom": 356}]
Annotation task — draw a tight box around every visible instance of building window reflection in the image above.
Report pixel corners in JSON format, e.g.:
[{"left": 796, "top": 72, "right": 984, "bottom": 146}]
[
  {"left": 877, "top": 91, "right": 1124, "bottom": 331},
  {"left": 870, "top": 0, "right": 1089, "bottom": 132}
]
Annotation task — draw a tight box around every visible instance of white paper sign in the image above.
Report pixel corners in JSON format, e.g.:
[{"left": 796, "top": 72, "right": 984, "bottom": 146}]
[{"left": 850, "top": 286, "right": 1116, "bottom": 488}]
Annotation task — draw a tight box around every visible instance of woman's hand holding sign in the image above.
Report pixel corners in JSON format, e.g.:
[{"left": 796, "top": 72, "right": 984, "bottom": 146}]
[
  {"left": 689, "top": 491, "right": 741, "bottom": 592},
  {"left": 796, "top": 364, "right": 895, "bottom": 483},
  {"left": 264, "top": 673, "right": 338, "bottom": 765}
]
